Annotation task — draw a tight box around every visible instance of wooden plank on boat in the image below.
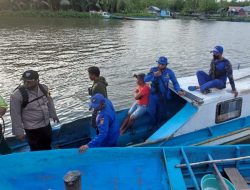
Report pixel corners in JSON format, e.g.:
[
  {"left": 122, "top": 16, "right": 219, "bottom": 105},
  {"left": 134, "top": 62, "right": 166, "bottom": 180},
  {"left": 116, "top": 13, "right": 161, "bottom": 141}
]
[{"left": 224, "top": 168, "right": 250, "bottom": 190}]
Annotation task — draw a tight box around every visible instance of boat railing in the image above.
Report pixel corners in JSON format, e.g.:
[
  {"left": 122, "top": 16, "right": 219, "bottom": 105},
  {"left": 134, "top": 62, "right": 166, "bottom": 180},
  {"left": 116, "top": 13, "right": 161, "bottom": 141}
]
[{"left": 169, "top": 83, "right": 204, "bottom": 105}]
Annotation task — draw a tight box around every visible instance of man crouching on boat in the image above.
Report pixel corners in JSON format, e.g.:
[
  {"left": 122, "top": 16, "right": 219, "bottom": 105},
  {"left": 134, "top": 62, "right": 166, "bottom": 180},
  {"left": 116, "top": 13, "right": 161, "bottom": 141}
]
[
  {"left": 79, "top": 94, "right": 119, "bottom": 153},
  {"left": 188, "top": 45, "right": 238, "bottom": 97}
]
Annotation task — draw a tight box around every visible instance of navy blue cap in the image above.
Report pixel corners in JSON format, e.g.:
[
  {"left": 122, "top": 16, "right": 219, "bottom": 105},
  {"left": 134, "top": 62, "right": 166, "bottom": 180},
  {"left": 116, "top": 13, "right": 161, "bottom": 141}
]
[
  {"left": 210, "top": 46, "right": 223, "bottom": 55},
  {"left": 157, "top": 56, "right": 168, "bottom": 65},
  {"left": 89, "top": 93, "right": 105, "bottom": 109}
]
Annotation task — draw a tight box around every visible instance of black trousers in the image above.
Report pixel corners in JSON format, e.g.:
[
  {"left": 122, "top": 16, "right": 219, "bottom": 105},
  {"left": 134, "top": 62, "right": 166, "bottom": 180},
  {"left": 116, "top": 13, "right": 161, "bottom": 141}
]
[
  {"left": 0, "top": 124, "right": 12, "bottom": 155},
  {"left": 25, "top": 124, "right": 52, "bottom": 151}
]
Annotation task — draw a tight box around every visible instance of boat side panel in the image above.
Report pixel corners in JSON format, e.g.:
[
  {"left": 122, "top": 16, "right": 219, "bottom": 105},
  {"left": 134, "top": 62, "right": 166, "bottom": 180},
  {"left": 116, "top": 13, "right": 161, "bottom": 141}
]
[
  {"left": 174, "top": 92, "right": 250, "bottom": 137},
  {"left": 147, "top": 103, "right": 197, "bottom": 142},
  {"left": 161, "top": 116, "right": 250, "bottom": 146},
  {"left": 0, "top": 148, "right": 170, "bottom": 190},
  {"left": 0, "top": 146, "right": 250, "bottom": 189}
]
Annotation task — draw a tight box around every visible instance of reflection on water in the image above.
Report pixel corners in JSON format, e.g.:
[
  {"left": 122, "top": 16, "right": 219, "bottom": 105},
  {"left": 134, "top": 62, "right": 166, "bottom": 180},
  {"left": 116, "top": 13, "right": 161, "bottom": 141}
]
[{"left": 1, "top": 17, "right": 250, "bottom": 135}]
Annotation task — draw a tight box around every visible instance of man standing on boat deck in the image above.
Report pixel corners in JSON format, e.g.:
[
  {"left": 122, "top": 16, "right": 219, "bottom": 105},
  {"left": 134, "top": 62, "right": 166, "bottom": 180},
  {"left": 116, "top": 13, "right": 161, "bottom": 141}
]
[
  {"left": 144, "top": 56, "right": 185, "bottom": 124},
  {"left": 87, "top": 66, "right": 108, "bottom": 130},
  {"left": 88, "top": 66, "right": 108, "bottom": 98},
  {"left": 10, "top": 70, "right": 59, "bottom": 151},
  {"left": 188, "top": 46, "right": 238, "bottom": 97},
  {"left": 79, "top": 93, "right": 119, "bottom": 153}
]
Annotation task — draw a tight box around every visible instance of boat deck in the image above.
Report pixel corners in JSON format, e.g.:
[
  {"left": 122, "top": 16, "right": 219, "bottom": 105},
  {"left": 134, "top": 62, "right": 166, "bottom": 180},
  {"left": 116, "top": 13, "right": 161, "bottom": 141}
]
[{"left": 178, "top": 67, "right": 250, "bottom": 105}]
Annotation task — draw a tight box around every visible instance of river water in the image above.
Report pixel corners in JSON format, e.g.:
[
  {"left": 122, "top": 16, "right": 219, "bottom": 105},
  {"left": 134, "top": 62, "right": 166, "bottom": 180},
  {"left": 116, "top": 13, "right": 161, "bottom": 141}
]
[{"left": 0, "top": 17, "right": 250, "bottom": 136}]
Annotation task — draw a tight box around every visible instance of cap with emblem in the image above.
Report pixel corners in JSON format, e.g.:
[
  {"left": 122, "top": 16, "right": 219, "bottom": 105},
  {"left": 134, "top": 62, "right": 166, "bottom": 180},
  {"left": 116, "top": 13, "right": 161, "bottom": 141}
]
[
  {"left": 89, "top": 93, "right": 105, "bottom": 109},
  {"left": 210, "top": 45, "right": 223, "bottom": 55},
  {"left": 21, "top": 70, "right": 39, "bottom": 80},
  {"left": 157, "top": 56, "right": 168, "bottom": 65}
]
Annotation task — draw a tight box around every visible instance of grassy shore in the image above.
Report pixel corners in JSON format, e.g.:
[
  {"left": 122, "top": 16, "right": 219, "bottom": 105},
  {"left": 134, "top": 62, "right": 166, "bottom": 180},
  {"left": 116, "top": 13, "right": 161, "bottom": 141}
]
[
  {"left": 1, "top": 10, "right": 250, "bottom": 22},
  {"left": 0, "top": 10, "right": 156, "bottom": 18},
  {"left": 0, "top": 10, "right": 101, "bottom": 18}
]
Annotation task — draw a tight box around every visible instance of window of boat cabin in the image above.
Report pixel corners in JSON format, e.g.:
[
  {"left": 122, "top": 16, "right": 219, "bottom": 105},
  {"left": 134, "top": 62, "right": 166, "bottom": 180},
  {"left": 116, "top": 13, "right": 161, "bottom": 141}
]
[{"left": 216, "top": 98, "right": 242, "bottom": 123}]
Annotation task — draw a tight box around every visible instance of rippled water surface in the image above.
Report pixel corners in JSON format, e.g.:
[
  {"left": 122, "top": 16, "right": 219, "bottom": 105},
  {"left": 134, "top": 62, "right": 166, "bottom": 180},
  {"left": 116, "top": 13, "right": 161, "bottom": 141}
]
[{"left": 1, "top": 17, "right": 250, "bottom": 135}]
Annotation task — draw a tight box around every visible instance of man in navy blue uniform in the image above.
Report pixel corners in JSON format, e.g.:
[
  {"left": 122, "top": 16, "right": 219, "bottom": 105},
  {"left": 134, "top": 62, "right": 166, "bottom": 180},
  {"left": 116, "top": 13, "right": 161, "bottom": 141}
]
[
  {"left": 144, "top": 56, "right": 184, "bottom": 123},
  {"left": 188, "top": 46, "right": 238, "bottom": 97},
  {"left": 79, "top": 93, "right": 119, "bottom": 152}
]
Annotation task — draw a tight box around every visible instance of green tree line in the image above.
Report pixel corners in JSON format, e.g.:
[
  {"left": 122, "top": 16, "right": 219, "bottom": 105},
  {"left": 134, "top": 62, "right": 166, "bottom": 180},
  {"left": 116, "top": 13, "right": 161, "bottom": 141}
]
[{"left": 0, "top": 0, "right": 250, "bottom": 13}]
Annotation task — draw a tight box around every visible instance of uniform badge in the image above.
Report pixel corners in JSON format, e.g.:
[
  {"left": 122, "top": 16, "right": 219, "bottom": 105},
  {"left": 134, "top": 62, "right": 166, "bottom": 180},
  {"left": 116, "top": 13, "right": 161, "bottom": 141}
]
[
  {"left": 100, "top": 118, "right": 105, "bottom": 125},
  {"left": 165, "top": 73, "right": 170, "bottom": 78}
]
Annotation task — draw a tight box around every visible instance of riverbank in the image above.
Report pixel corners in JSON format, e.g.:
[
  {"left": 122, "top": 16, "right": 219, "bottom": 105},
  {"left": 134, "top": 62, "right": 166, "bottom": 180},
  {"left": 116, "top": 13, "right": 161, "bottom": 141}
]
[
  {"left": 1, "top": 10, "right": 250, "bottom": 23},
  {"left": 0, "top": 10, "right": 157, "bottom": 19},
  {"left": 0, "top": 10, "right": 101, "bottom": 18},
  {"left": 216, "top": 16, "right": 250, "bottom": 22},
  {"left": 177, "top": 14, "right": 250, "bottom": 22}
]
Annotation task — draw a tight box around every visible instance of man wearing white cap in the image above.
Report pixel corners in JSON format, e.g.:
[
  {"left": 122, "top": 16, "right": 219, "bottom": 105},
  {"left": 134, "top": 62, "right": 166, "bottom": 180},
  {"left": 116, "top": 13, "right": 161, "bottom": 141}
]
[{"left": 10, "top": 70, "right": 59, "bottom": 151}]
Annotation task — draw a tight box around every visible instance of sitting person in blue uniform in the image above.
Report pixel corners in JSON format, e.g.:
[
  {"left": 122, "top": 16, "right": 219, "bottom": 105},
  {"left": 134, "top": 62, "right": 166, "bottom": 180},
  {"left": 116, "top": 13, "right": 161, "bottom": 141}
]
[
  {"left": 144, "top": 56, "right": 185, "bottom": 124},
  {"left": 79, "top": 93, "right": 119, "bottom": 153},
  {"left": 188, "top": 45, "right": 238, "bottom": 97}
]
